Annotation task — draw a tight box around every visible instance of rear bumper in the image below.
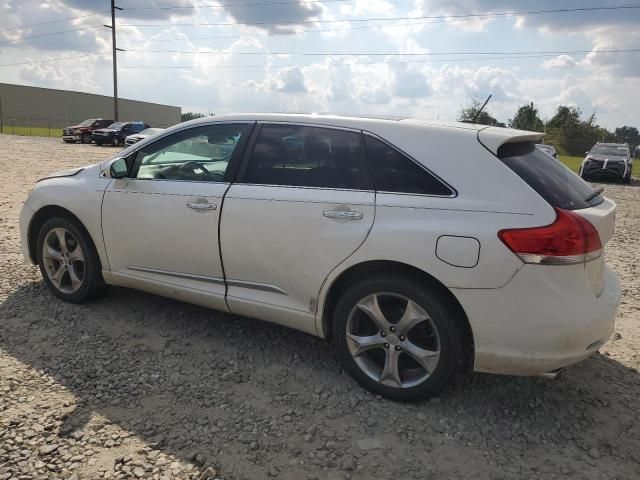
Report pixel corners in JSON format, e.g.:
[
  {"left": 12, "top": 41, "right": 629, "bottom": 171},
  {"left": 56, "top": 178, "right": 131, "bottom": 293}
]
[{"left": 453, "top": 263, "right": 620, "bottom": 376}]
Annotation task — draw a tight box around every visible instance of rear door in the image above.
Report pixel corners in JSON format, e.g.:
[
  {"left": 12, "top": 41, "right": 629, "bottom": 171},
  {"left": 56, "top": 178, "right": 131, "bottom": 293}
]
[{"left": 220, "top": 123, "right": 375, "bottom": 333}]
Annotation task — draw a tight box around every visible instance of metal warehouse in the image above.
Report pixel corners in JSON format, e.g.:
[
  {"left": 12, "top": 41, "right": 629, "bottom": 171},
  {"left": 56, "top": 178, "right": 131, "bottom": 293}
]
[{"left": 0, "top": 83, "right": 181, "bottom": 133}]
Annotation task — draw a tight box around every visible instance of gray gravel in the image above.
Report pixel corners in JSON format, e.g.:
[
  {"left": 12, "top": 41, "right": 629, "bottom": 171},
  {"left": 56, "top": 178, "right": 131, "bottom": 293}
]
[{"left": 1, "top": 134, "right": 639, "bottom": 480}]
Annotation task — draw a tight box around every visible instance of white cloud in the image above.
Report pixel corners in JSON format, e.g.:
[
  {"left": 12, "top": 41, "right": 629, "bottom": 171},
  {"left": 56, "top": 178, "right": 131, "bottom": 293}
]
[{"left": 542, "top": 55, "right": 577, "bottom": 69}]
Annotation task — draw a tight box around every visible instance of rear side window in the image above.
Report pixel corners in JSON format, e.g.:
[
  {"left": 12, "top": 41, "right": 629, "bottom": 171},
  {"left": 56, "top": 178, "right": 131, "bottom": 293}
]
[
  {"left": 498, "top": 142, "right": 603, "bottom": 210},
  {"left": 364, "top": 135, "right": 453, "bottom": 196},
  {"left": 245, "top": 124, "right": 372, "bottom": 189}
]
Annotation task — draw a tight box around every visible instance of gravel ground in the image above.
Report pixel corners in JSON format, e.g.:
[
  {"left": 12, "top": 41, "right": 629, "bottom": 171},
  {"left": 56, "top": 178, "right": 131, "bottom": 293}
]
[{"left": 1, "top": 133, "right": 639, "bottom": 480}]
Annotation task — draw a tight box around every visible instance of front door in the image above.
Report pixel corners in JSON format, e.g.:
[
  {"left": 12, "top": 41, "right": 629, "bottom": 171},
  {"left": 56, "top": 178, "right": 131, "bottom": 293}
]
[
  {"left": 101, "top": 122, "right": 253, "bottom": 310},
  {"left": 220, "top": 123, "right": 375, "bottom": 333}
]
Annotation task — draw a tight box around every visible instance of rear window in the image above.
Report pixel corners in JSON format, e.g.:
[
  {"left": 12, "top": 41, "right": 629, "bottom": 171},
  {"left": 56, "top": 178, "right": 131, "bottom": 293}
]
[{"left": 498, "top": 142, "right": 603, "bottom": 210}]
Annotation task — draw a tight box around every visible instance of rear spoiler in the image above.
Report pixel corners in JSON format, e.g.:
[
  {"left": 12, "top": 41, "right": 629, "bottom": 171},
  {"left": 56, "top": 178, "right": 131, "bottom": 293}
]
[{"left": 478, "top": 126, "right": 545, "bottom": 155}]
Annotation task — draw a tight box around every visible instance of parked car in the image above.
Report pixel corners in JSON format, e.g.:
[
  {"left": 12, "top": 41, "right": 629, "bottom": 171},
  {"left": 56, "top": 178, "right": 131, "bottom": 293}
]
[
  {"left": 580, "top": 143, "right": 633, "bottom": 183},
  {"left": 124, "top": 127, "right": 164, "bottom": 146},
  {"left": 19, "top": 114, "right": 620, "bottom": 401},
  {"left": 535, "top": 143, "right": 558, "bottom": 158},
  {"left": 62, "top": 119, "right": 114, "bottom": 144},
  {"left": 92, "top": 121, "right": 149, "bottom": 147}
]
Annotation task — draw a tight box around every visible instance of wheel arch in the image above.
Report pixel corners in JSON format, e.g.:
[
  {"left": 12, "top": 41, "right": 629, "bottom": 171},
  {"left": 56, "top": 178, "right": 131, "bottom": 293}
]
[
  {"left": 319, "top": 260, "right": 475, "bottom": 370},
  {"left": 27, "top": 205, "right": 102, "bottom": 269}
]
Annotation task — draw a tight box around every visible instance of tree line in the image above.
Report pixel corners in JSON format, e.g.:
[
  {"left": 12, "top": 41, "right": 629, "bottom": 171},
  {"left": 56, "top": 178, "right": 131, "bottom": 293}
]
[{"left": 458, "top": 99, "right": 640, "bottom": 157}]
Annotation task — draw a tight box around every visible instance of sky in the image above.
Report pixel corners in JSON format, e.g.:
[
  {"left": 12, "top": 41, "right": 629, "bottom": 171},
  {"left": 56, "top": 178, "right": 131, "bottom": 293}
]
[{"left": 1, "top": 0, "right": 639, "bottom": 129}]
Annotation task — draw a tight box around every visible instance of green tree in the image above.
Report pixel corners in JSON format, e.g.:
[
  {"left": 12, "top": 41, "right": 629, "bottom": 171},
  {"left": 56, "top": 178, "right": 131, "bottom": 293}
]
[
  {"left": 181, "top": 112, "right": 206, "bottom": 122},
  {"left": 508, "top": 102, "right": 545, "bottom": 132},
  {"left": 545, "top": 106, "right": 612, "bottom": 156},
  {"left": 614, "top": 126, "right": 640, "bottom": 151},
  {"left": 457, "top": 98, "right": 505, "bottom": 127}
]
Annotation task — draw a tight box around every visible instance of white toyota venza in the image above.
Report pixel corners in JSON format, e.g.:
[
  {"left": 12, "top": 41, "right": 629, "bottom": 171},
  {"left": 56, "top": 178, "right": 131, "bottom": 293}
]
[{"left": 20, "top": 114, "right": 621, "bottom": 401}]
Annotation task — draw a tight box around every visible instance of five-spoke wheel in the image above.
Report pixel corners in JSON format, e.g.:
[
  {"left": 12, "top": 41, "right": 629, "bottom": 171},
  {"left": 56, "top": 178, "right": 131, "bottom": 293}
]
[
  {"left": 333, "top": 275, "right": 464, "bottom": 401},
  {"left": 347, "top": 293, "right": 440, "bottom": 389},
  {"left": 37, "top": 217, "right": 106, "bottom": 302}
]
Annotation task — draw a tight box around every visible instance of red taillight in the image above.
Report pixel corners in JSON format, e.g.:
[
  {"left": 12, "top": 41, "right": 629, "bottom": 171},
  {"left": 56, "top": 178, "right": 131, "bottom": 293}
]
[{"left": 498, "top": 208, "right": 602, "bottom": 265}]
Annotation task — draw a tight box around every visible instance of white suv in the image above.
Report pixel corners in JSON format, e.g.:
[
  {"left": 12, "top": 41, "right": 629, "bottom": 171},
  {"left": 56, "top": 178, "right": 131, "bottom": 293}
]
[{"left": 20, "top": 114, "right": 621, "bottom": 401}]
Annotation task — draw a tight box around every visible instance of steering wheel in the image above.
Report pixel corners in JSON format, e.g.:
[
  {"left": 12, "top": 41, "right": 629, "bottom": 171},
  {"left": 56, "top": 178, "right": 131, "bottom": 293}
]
[{"left": 179, "top": 161, "right": 212, "bottom": 180}]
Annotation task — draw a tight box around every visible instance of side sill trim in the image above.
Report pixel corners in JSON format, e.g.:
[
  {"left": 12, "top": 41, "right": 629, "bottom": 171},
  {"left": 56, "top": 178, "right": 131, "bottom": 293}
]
[
  {"left": 127, "top": 266, "right": 288, "bottom": 295},
  {"left": 128, "top": 266, "right": 225, "bottom": 285}
]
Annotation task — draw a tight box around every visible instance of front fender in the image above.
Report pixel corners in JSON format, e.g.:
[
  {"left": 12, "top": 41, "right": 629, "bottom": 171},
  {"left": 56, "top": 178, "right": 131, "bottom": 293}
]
[{"left": 23, "top": 166, "right": 112, "bottom": 270}]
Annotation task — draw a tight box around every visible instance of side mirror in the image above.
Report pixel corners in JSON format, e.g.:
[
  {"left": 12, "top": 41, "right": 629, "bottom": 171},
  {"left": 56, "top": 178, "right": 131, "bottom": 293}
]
[{"left": 108, "top": 158, "right": 128, "bottom": 178}]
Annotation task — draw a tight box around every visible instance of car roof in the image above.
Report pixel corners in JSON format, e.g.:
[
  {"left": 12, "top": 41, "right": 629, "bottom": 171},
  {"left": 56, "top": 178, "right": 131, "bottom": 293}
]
[{"left": 180, "top": 113, "right": 544, "bottom": 154}]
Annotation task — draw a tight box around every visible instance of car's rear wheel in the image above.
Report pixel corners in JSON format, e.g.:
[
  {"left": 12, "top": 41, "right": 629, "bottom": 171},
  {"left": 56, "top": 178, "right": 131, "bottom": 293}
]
[
  {"left": 81, "top": 133, "right": 92, "bottom": 144},
  {"left": 36, "top": 217, "right": 106, "bottom": 303},
  {"left": 332, "top": 276, "right": 464, "bottom": 401}
]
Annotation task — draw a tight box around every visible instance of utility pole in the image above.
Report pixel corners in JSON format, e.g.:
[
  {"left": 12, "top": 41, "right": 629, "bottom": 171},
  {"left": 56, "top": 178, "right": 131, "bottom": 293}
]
[{"left": 104, "top": 1, "right": 123, "bottom": 121}]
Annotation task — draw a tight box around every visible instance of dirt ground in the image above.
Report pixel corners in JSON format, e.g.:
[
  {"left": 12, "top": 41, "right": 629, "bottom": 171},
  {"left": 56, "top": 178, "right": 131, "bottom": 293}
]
[{"left": 0, "top": 133, "right": 639, "bottom": 480}]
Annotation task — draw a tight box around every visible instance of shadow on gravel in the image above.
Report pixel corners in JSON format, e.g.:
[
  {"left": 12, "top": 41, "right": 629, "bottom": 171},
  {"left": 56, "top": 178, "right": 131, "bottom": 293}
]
[{"left": 2, "top": 281, "right": 640, "bottom": 478}]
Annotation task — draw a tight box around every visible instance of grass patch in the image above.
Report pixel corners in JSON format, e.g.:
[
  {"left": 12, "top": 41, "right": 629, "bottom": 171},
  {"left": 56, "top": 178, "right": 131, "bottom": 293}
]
[
  {"left": 1, "top": 126, "right": 63, "bottom": 138},
  {"left": 559, "top": 155, "right": 584, "bottom": 174}
]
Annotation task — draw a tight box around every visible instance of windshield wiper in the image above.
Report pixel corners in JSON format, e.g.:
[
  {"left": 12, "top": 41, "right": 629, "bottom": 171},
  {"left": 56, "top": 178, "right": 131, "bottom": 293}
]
[{"left": 585, "top": 187, "right": 605, "bottom": 203}]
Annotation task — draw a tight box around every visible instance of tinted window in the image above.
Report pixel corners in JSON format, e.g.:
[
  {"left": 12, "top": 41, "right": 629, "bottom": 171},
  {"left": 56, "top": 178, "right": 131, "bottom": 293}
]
[
  {"left": 364, "top": 135, "right": 452, "bottom": 196},
  {"left": 245, "top": 125, "right": 371, "bottom": 189},
  {"left": 132, "top": 124, "right": 249, "bottom": 182},
  {"left": 499, "top": 142, "right": 603, "bottom": 210}
]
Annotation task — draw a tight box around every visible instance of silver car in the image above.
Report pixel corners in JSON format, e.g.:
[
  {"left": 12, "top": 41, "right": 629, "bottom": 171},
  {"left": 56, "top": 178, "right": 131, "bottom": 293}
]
[{"left": 124, "top": 127, "right": 164, "bottom": 146}]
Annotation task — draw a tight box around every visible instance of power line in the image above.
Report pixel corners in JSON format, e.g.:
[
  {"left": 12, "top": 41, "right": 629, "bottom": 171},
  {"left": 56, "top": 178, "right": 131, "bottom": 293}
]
[
  {"left": 0, "top": 25, "right": 103, "bottom": 45},
  {"left": 124, "top": 48, "right": 640, "bottom": 57},
  {"left": 2, "top": 49, "right": 639, "bottom": 69},
  {"left": 0, "top": 11, "right": 109, "bottom": 33},
  {"left": 4, "top": 4, "right": 640, "bottom": 47},
  {"left": 118, "top": 5, "right": 640, "bottom": 28},
  {"left": 0, "top": 53, "right": 105, "bottom": 67},
  {"left": 122, "top": 0, "right": 346, "bottom": 11}
]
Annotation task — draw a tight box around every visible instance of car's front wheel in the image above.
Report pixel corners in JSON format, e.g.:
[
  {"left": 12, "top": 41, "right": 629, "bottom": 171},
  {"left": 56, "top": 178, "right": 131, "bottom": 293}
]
[
  {"left": 111, "top": 136, "right": 121, "bottom": 147},
  {"left": 81, "top": 133, "right": 92, "bottom": 144},
  {"left": 332, "top": 275, "right": 465, "bottom": 401},
  {"left": 36, "top": 217, "right": 106, "bottom": 303}
]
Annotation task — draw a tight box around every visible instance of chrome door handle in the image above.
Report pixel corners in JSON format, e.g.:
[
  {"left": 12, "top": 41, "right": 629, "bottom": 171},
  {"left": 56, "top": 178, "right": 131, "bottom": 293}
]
[
  {"left": 187, "top": 202, "right": 217, "bottom": 210},
  {"left": 323, "top": 210, "right": 363, "bottom": 220}
]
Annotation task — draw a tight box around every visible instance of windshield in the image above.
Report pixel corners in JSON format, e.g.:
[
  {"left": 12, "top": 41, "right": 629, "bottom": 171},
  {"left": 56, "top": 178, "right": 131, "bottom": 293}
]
[
  {"left": 79, "top": 119, "right": 94, "bottom": 126},
  {"left": 499, "top": 142, "right": 603, "bottom": 210},
  {"left": 591, "top": 145, "right": 629, "bottom": 157},
  {"left": 140, "top": 128, "right": 162, "bottom": 135},
  {"left": 107, "top": 122, "right": 125, "bottom": 129}
]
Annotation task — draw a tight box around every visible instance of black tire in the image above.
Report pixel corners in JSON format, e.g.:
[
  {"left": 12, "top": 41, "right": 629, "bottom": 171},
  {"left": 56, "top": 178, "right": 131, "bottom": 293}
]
[
  {"left": 81, "top": 133, "right": 92, "bottom": 144},
  {"left": 332, "top": 275, "right": 465, "bottom": 401},
  {"left": 36, "top": 216, "right": 106, "bottom": 303},
  {"left": 111, "top": 136, "right": 121, "bottom": 147}
]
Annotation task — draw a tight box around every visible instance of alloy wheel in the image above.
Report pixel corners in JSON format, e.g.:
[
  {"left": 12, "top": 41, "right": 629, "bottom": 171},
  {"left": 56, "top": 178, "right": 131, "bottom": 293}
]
[
  {"left": 346, "top": 293, "right": 441, "bottom": 389},
  {"left": 42, "top": 227, "right": 85, "bottom": 294}
]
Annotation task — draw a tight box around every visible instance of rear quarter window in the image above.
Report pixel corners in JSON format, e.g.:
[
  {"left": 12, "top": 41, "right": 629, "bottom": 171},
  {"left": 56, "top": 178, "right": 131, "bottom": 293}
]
[{"left": 498, "top": 142, "right": 603, "bottom": 210}]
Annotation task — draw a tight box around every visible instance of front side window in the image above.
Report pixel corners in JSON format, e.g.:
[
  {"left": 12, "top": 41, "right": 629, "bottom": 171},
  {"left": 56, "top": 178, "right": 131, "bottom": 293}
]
[
  {"left": 365, "top": 135, "right": 453, "bottom": 196},
  {"left": 244, "top": 124, "right": 372, "bottom": 189},
  {"left": 132, "top": 124, "right": 249, "bottom": 182}
]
